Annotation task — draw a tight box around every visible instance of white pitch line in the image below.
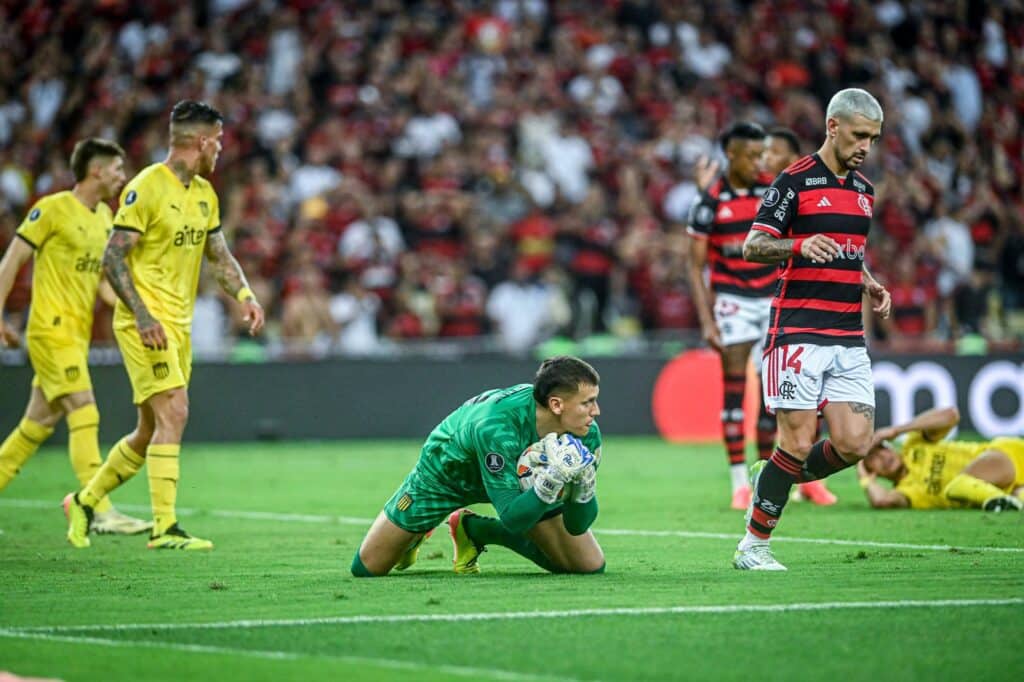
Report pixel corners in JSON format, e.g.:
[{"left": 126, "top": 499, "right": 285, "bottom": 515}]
[
  {"left": 8, "top": 598, "right": 1022, "bottom": 635},
  {"left": 0, "top": 630, "right": 581, "bottom": 682},
  {"left": 2, "top": 498, "right": 1021, "bottom": 554},
  {"left": 595, "top": 528, "right": 1024, "bottom": 553}
]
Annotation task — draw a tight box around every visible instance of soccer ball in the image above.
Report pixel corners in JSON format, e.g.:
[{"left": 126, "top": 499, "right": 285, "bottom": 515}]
[{"left": 516, "top": 440, "right": 584, "bottom": 501}]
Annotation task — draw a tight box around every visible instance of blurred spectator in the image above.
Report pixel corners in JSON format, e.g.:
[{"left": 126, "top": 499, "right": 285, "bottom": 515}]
[
  {"left": 486, "top": 262, "right": 569, "bottom": 353},
  {"left": 0, "top": 0, "right": 1021, "bottom": 359},
  {"left": 329, "top": 273, "right": 382, "bottom": 355}
]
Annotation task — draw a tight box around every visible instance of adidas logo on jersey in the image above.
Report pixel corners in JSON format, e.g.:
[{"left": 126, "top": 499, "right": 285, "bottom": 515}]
[
  {"left": 717, "top": 206, "right": 734, "bottom": 220},
  {"left": 817, "top": 196, "right": 832, "bottom": 208}
]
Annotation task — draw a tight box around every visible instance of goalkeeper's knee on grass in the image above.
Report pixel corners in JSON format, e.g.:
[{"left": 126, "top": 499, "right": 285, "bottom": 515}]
[{"left": 351, "top": 551, "right": 379, "bottom": 578}]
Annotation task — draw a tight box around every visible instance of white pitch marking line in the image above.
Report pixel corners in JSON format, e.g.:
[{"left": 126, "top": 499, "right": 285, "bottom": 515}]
[
  {"left": 2, "top": 498, "right": 1022, "bottom": 554},
  {"left": 0, "top": 630, "right": 581, "bottom": 682},
  {"left": 8, "top": 598, "right": 1023, "bottom": 634}
]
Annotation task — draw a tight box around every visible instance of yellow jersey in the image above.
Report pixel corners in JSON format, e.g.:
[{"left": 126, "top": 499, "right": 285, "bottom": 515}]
[
  {"left": 15, "top": 191, "right": 112, "bottom": 343},
  {"left": 111, "top": 163, "right": 220, "bottom": 331},
  {"left": 896, "top": 432, "right": 990, "bottom": 509}
]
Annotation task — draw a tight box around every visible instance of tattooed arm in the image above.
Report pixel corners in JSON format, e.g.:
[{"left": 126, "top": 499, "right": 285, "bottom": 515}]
[
  {"left": 103, "top": 228, "right": 167, "bottom": 350},
  {"left": 204, "top": 230, "right": 265, "bottom": 335},
  {"left": 743, "top": 230, "right": 842, "bottom": 265},
  {"left": 204, "top": 231, "right": 250, "bottom": 299}
]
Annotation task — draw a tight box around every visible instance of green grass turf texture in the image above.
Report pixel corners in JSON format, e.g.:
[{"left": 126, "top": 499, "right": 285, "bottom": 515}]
[{"left": 1, "top": 437, "right": 1021, "bottom": 682}]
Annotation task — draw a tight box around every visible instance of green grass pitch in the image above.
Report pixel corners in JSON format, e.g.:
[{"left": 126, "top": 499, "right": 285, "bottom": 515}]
[{"left": 1, "top": 437, "right": 1021, "bottom": 681}]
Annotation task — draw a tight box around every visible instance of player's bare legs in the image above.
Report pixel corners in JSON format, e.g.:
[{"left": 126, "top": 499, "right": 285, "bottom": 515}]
[
  {"left": 962, "top": 450, "right": 1016, "bottom": 489},
  {"left": 821, "top": 401, "right": 874, "bottom": 462},
  {"left": 943, "top": 448, "right": 1021, "bottom": 510},
  {"left": 721, "top": 340, "right": 756, "bottom": 508},
  {"left": 354, "top": 511, "right": 426, "bottom": 576},
  {"left": 527, "top": 515, "right": 605, "bottom": 573},
  {"left": 147, "top": 388, "right": 188, "bottom": 447},
  {"left": 124, "top": 402, "right": 157, "bottom": 455},
  {"left": 775, "top": 408, "right": 820, "bottom": 460}
]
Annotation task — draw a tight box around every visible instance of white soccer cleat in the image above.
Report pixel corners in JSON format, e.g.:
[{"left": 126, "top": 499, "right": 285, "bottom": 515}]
[
  {"left": 91, "top": 508, "right": 154, "bottom": 535},
  {"left": 733, "top": 543, "right": 787, "bottom": 571}
]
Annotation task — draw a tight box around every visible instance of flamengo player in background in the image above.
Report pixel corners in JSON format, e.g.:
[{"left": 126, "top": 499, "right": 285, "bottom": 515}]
[
  {"left": 686, "top": 122, "right": 777, "bottom": 510},
  {"left": 760, "top": 127, "right": 838, "bottom": 507},
  {"left": 733, "top": 88, "right": 892, "bottom": 571},
  {"left": 0, "top": 139, "right": 150, "bottom": 536},
  {"left": 63, "top": 101, "right": 265, "bottom": 550}
]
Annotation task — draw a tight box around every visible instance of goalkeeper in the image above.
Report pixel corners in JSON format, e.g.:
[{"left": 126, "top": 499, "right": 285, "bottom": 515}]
[
  {"left": 351, "top": 355, "right": 605, "bottom": 577},
  {"left": 858, "top": 406, "right": 1024, "bottom": 511}
]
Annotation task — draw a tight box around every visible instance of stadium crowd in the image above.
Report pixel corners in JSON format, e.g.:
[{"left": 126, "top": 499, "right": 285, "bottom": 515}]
[{"left": 1, "top": 0, "right": 1022, "bottom": 359}]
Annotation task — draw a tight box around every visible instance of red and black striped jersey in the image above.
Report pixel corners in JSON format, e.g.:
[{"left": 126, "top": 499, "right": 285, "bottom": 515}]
[
  {"left": 687, "top": 176, "right": 776, "bottom": 297},
  {"left": 750, "top": 153, "right": 875, "bottom": 351}
]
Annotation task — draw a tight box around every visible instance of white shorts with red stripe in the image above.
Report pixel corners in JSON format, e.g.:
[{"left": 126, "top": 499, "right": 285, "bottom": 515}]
[
  {"left": 714, "top": 293, "right": 772, "bottom": 362},
  {"left": 761, "top": 344, "right": 874, "bottom": 413}
]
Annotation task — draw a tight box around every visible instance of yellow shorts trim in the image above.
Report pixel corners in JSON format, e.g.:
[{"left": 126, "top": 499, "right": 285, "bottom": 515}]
[
  {"left": 114, "top": 324, "right": 191, "bottom": 404},
  {"left": 27, "top": 335, "right": 92, "bottom": 402}
]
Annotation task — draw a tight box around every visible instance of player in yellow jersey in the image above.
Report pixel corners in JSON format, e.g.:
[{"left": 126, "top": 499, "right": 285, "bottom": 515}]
[
  {"left": 0, "top": 138, "right": 151, "bottom": 536},
  {"left": 857, "top": 406, "right": 1024, "bottom": 511},
  {"left": 63, "top": 101, "right": 265, "bottom": 550}
]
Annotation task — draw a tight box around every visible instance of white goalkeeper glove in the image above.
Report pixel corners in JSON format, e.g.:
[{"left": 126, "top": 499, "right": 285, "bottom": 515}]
[
  {"left": 540, "top": 433, "right": 594, "bottom": 481},
  {"left": 570, "top": 462, "right": 596, "bottom": 504},
  {"left": 532, "top": 464, "right": 568, "bottom": 505}
]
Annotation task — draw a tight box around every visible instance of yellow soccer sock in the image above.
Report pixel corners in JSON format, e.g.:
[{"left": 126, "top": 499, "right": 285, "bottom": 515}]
[
  {"left": 80, "top": 438, "right": 146, "bottom": 509},
  {"left": 66, "top": 405, "right": 113, "bottom": 513},
  {"left": 943, "top": 473, "right": 1009, "bottom": 508},
  {"left": 0, "top": 418, "right": 53, "bottom": 491},
  {"left": 147, "top": 443, "right": 180, "bottom": 534}
]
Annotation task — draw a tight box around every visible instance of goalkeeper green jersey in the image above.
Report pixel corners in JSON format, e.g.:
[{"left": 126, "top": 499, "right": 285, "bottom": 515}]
[{"left": 413, "top": 383, "right": 602, "bottom": 506}]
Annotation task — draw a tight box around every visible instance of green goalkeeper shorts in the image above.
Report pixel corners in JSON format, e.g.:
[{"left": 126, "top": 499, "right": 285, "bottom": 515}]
[{"left": 383, "top": 470, "right": 466, "bottom": 533}]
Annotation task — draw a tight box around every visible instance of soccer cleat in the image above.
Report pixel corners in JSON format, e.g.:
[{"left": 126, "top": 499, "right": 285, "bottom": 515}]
[
  {"left": 982, "top": 495, "right": 1023, "bottom": 513},
  {"left": 395, "top": 529, "right": 433, "bottom": 571},
  {"left": 448, "top": 508, "right": 483, "bottom": 574},
  {"left": 91, "top": 508, "right": 154, "bottom": 536},
  {"left": 798, "top": 480, "right": 837, "bottom": 506},
  {"left": 63, "top": 493, "right": 93, "bottom": 548},
  {"left": 146, "top": 523, "right": 213, "bottom": 550},
  {"left": 731, "top": 485, "right": 752, "bottom": 511},
  {"left": 733, "top": 543, "right": 788, "bottom": 571}
]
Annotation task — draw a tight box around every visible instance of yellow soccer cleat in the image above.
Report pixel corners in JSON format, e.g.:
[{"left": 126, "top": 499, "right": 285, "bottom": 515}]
[
  {"left": 91, "top": 508, "right": 154, "bottom": 536},
  {"left": 146, "top": 523, "right": 213, "bottom": 550},
  {"left": 447, "top": 508, "right": 483, "bottom": 574},
  {"left": 63, "top": 492, "right": 92, "bottom": 549},
  {"left": 395, "top": 529, "right": 433, "bottom": 571}
]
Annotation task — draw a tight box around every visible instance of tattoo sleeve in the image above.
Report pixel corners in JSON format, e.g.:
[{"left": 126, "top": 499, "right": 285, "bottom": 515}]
[
  {"left": 103, "top": 229, "right": 154, "bottom": 322},
  {"left": 743, "top": 230, "right": 796, "bottom": 264},
  {"left": 204, "top": 230, "right": 250, "bottom": 299}
]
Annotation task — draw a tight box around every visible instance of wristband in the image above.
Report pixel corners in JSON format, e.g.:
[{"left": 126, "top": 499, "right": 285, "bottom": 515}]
[
  {"left": 236, "top": 286, "right": 255, "bottom": 303},
  {"left": 858, "top": 477, "right": 873, "bottom": 489},
  {"left": 792, "top": 238, "right": 805, "bottom": 256}
]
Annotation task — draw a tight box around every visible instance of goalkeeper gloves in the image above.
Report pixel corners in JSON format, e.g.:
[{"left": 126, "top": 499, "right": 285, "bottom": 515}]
[
  {"left": 570, "top": 462, "right": 596, "bottom": 504},
  {"left": 541, "top": 433, "right": 594, "bottom": 480}
]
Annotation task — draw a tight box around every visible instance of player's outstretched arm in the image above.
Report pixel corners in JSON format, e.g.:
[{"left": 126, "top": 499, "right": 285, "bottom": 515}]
[
  {"left": 743, "top": 230, "right": 839, "bottom": 265},
  {"left": 872, "top": 406, "right": 960, "bottom": 449},
  {"left": 104, "top": 228, "right": 166, "bottom": 351},
  {"left": 0, "top": 237, "right": 34, "bottom": 347},
  {"left": 204, "top": 231, "right": 264, "bottom": 336}
]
